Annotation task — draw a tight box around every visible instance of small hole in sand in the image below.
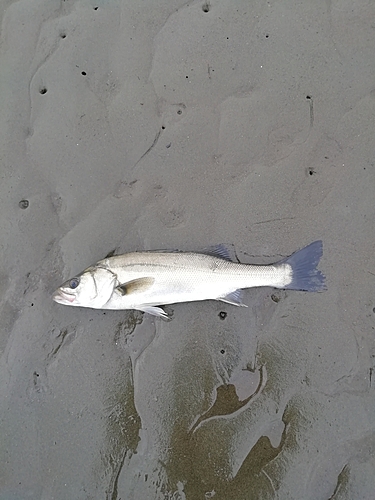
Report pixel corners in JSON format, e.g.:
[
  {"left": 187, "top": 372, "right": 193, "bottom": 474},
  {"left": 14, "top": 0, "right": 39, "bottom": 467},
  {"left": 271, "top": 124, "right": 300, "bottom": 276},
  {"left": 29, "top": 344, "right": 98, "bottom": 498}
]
[
  {"left": 202, "top": 2, "right": 210, "bottom": 12},
  {"left": 39, "top": 87, "right": 47, "bottom": 95},
  {"left": 19, "top": 199, "right": 29, "bottom": 209}
]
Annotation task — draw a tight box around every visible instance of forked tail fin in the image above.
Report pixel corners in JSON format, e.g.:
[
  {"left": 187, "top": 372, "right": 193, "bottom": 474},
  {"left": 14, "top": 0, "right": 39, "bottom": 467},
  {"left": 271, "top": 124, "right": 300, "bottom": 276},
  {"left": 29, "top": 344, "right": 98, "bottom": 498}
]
[{"left": 282, "top": 240, "right": 326, "bottom": 292}]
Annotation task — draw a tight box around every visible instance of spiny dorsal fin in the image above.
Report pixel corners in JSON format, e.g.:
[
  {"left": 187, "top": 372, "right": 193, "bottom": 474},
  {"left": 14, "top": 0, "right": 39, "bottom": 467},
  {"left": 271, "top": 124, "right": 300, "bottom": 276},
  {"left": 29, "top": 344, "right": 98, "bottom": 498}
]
[
  {"left": 116, "top": 277, "right": 155, "bottom": 296},
  {"left": 104, "top": 248, "right": 117, "bottom": 258}
]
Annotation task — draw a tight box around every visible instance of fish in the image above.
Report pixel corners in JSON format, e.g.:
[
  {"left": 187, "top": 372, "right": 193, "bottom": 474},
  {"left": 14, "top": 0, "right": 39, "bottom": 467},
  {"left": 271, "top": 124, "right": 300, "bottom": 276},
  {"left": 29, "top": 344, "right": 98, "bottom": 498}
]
[{"left": 52, "top": 240, "right": 325, "bottom": 319}]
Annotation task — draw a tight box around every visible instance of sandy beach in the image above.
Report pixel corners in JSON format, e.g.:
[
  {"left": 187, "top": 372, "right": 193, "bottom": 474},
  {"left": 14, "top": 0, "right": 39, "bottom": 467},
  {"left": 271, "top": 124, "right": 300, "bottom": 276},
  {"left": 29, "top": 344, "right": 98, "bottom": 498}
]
[{"left": 1, "top": 0, "right": 374, "bottom": 498}]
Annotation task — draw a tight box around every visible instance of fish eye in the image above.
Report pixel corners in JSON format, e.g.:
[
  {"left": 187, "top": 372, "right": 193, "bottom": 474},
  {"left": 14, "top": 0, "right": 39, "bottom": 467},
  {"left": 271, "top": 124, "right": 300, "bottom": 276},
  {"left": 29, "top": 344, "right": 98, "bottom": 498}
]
[{"left": 69, "top": 277, "right": 80, "bottom": 289}]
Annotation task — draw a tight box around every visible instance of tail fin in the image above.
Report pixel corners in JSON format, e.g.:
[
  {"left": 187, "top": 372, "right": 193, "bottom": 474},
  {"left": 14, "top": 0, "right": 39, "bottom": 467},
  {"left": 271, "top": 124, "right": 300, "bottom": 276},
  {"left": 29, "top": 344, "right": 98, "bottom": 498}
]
[{"left": 282, "top": 240, "right": 326, "bottom": 292}]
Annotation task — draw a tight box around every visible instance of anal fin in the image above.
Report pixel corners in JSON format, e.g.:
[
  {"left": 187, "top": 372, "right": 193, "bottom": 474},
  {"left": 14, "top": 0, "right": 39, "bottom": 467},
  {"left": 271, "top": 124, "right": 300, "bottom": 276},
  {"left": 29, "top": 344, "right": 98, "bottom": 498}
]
[{"left": 217, "top": 289, "right": 247, "bottom": 307}]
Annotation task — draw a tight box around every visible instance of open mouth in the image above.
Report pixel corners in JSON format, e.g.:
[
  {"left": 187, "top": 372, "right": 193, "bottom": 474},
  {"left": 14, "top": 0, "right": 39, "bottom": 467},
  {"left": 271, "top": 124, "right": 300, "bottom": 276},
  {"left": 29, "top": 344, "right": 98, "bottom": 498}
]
[{"left": 52, "top": 289, "right": 76, "bottom": 304}]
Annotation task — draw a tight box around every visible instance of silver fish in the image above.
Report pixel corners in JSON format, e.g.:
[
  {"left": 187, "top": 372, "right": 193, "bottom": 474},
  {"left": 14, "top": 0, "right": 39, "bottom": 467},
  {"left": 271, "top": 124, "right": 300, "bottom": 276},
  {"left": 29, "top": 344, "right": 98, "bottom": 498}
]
[{"left": 52, "top": 240, "right": 325, "bottom": 318}]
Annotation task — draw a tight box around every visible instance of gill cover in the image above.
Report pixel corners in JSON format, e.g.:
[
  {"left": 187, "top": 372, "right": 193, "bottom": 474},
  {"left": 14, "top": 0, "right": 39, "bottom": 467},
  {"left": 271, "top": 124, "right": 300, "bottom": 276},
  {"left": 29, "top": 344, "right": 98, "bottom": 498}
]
[
  {"left": 55, "top": 266, "right": 118, "bottom": 308},
  {"left": 81, "top": 266, "right": 118, "bottom": 307}
]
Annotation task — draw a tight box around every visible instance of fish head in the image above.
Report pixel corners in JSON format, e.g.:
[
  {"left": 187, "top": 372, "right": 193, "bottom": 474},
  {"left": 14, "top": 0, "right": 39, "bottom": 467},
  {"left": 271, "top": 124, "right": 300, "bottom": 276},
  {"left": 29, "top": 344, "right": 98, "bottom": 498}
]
[{"left": 53, "top": 266, "right": 117, "bottom": 308}]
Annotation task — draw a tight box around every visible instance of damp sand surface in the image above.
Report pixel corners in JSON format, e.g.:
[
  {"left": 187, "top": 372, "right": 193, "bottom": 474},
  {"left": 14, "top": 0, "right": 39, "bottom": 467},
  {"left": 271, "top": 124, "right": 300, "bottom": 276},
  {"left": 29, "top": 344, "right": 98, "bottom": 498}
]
[{"left": 0, "top": 1, "right": 374, "bottom": 499}]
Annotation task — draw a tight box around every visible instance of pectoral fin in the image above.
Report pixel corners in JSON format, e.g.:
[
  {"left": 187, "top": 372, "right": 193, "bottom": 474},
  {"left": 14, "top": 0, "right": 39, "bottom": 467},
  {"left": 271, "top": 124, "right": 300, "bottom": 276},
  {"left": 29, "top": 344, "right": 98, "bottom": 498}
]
[
  {"left": 115, "top": 277, "right": 155, "bottom": 296},
  {"left": 217, "top": 289, "right": 247, "bottom": 307}
]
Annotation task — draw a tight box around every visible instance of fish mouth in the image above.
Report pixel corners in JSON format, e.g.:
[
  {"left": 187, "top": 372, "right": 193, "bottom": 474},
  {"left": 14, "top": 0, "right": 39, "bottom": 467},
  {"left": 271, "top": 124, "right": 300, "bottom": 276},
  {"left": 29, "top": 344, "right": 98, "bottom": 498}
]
[{"left": 52, "top": 289, "right": 76, "bottom": 304}]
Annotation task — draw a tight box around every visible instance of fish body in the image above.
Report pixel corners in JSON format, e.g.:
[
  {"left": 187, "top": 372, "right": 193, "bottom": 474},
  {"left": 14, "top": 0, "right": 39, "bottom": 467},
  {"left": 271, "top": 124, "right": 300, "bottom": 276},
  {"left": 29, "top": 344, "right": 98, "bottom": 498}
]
[{"left": 53, "top": 241, "right": 325, "bottom": 318}]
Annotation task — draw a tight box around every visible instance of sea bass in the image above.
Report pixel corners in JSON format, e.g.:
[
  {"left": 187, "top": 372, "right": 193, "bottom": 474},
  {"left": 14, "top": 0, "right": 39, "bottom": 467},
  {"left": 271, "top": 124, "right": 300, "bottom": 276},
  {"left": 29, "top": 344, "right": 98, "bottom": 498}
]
[{"left": 53, "top": 240, "right": 325, "bottom": 318}]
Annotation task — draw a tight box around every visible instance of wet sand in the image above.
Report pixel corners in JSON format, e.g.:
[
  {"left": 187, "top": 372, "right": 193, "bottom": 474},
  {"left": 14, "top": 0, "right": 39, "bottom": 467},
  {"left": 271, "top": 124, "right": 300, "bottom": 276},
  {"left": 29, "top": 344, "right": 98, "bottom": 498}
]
[{"left": 1, "top": 1, "right": 374, "bottom": 499}]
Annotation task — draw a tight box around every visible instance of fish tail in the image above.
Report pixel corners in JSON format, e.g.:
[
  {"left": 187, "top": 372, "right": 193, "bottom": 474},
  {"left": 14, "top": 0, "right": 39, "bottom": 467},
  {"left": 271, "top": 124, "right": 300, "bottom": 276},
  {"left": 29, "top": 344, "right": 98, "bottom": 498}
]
[{"left": 282, "top": 240, "right": 326, "bottom": 292}]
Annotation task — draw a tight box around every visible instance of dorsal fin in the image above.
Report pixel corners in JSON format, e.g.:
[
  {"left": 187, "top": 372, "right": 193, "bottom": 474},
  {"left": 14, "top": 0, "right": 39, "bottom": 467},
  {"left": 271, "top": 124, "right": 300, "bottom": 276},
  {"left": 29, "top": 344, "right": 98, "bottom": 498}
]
[
  {"left": 202, "top": 244, "right": 236, "bottom": 261},
  {"left": 104, "top": 248, "right": 117, "bottom": 258}
]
